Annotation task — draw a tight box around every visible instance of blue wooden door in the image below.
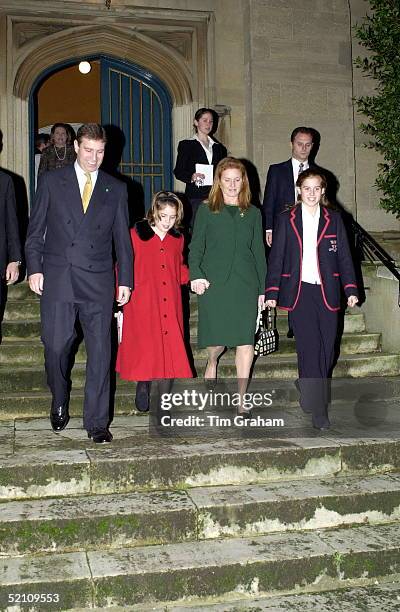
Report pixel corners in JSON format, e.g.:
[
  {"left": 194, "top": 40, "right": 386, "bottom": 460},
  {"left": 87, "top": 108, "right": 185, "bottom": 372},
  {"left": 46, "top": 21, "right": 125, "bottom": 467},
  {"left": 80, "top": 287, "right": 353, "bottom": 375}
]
[{"left": 101, "top": 57, "right": 173, "bottom": 209}]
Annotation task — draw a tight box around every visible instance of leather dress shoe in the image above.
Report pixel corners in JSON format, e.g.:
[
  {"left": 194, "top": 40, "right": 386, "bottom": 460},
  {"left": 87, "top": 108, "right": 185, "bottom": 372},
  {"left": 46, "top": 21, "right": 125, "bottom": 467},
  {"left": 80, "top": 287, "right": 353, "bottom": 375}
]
[
  {"left": 313, "top": 424, "right": 330, "bottom": 432},
  {"left": 50, "top": 402, "right": 69, "bottom": 433},
  {"left": 87, "top": 429, "right": 113, "bottom": 443}
]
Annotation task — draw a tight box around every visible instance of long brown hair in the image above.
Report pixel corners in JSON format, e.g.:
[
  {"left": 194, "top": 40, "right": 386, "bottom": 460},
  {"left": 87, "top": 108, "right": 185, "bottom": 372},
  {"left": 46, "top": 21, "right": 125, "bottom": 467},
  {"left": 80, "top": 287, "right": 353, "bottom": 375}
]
[
  {"left": 146, "top": 191, "right": 184, "bottom": 228},
  {"left": 207, "top": 157, "right": 251, "bottom": 213}
]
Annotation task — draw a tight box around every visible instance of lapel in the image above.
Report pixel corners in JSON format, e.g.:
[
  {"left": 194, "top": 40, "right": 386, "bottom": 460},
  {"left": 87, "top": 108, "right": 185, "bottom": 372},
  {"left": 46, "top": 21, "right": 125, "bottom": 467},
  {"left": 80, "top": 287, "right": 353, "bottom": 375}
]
[
  {"left": 317, "top": 206, "right": 331, "bottom": 245},
  {"left": 193, "top": 140, "right": 209, "bottom": 165},
  {"left": 289, "top": 205, "right": 303, "bottom": 256},
  {"left": 284, "top": 159, "right": 294, "bottom": 192},
  {"left": 59, "top": 166, "right": 85, "bottom": 226}
]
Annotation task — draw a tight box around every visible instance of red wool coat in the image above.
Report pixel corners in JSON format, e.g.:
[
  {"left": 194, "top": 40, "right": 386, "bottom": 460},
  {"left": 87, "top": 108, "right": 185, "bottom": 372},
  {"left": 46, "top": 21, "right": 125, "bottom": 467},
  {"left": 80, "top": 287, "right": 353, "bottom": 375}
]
[{"left": 116, "top": 221, "right": 193, "bottom": 380}]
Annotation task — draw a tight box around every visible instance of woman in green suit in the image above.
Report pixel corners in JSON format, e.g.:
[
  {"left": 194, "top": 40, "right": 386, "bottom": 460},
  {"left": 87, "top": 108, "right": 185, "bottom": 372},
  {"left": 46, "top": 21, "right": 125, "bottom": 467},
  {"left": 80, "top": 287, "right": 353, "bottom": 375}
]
[{"left": 189, "top": 157, "right": 266, "bottom": 413}]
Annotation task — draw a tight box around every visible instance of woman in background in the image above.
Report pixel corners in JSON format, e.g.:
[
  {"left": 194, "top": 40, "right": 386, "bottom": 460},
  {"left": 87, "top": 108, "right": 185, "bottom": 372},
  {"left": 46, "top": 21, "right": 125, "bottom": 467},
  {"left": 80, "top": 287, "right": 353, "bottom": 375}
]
[
  {"left": 38, "top": 123, "right": 76, "bottom": 178},
  {"left": 189, "top": 157, "right": 266, "bottom": 414},
  {"left": 174, "top": 108, "right": 227, "bottom": 226},
  {"left": 265, "top": 170, "right": 359, "bottom": 430},
  {"left": 117, "top": 191, "right": 193, "bottom": 412}
]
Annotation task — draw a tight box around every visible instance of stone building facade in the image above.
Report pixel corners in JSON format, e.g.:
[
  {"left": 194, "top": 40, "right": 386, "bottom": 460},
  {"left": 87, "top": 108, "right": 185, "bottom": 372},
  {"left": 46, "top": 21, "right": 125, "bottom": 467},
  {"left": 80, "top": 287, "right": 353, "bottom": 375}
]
[{"left": 0, "top": 0, "right": 398, "bottom": 235}]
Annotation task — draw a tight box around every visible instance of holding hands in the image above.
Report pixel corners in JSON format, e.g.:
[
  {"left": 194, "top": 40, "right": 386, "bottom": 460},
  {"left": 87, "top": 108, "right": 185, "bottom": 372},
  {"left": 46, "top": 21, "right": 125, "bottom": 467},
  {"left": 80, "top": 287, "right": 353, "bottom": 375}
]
[{"left": 191, "top": 278, "right": 210, "bottom": 295}]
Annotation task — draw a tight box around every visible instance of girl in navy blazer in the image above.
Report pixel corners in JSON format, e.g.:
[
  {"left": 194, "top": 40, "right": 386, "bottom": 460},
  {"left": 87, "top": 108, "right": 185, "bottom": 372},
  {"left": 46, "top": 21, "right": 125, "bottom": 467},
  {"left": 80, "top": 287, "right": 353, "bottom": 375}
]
[
  {"left": 174, "top": 108, "right": 227, "bottom": 225},
  {"left": 265, "top": 170, "right": 358, "bottom": 430}
]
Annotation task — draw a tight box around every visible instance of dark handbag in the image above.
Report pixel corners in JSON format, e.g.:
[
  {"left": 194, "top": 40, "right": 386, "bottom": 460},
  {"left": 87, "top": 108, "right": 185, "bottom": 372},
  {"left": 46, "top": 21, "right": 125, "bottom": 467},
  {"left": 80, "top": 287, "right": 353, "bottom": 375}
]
[{"left": 254, "top": 307, "right": 279, "bottom": 356}]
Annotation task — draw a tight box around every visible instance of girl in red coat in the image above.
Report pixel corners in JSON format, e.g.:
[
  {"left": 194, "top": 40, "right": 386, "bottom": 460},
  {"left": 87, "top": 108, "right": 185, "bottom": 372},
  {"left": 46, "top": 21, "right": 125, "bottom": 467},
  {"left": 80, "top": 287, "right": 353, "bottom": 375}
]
[{"left": 116, "top": 191, "right": 193, "bottom": 411}]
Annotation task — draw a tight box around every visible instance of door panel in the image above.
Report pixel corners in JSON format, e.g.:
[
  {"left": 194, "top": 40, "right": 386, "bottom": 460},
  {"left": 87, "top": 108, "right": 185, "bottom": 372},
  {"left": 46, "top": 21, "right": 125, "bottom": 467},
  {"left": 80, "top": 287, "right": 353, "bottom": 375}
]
[{"left": 101, "top": 57, "right": 172, "bottom": 210}]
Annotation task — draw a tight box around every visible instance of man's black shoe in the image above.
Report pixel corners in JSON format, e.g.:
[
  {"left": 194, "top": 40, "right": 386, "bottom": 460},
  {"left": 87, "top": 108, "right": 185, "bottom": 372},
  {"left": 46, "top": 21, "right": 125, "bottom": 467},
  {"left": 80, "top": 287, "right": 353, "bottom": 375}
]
[
  {"left": 50, "top": 402, "right": 69, "bottom": 433},
  {"left": 87, "top": 429, "right": 113, "bottom": 443},
  {"left": 135, "top": 381, "right": 151, "bottom": 412}
]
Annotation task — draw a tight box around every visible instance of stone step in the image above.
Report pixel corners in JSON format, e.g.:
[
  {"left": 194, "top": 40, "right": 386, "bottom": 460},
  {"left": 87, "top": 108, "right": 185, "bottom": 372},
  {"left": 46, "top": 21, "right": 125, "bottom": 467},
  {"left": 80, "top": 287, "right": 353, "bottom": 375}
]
[
  {"left": 189, "top": 312, "right": 367, "bottom": 334},
  {"left": 4, "top": 282, "right": 32, "bottom": 300},
  {"left": 0, "top": 389, "right": 138, "bottom": 420},
  {"left": 133, "top": 583, "right": 400, "bottom": 611},
  {"left": 2, "top": 298, "right": 40, "bottom": 321},
  {"left": 0, "top": 332, "right": 381, "bottom": 366},
  {"left": 1, "top": 421, "right": 399, "bottom": 500},
  {"left": 0, "top": 473, "right": 399, "bottom": 556},
  {"left": 1, "top": 376, "right": 399, "bottom": 421},
  {"left": 0, "top": 352, "right": 399, "bottom": 395},
  {"left": 0, "top": 523, "right": 399, "bottom": 609},
  {"left": 1, "top": 310, "right": 367, "bottom": 338}
]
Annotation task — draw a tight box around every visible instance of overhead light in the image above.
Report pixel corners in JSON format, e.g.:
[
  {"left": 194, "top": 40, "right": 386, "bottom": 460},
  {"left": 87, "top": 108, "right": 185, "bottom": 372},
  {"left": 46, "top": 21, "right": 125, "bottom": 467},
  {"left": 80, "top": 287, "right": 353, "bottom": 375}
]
[{"left": 78, "top": 61, "right": 91, "bottom": 75}]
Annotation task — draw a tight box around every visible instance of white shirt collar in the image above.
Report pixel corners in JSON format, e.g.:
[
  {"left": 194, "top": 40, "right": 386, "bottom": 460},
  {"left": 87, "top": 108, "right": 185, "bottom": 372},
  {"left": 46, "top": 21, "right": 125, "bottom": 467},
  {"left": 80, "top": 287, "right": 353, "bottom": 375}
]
[{"left": 192, "top": 134, "right": 215, "bottom": 147}]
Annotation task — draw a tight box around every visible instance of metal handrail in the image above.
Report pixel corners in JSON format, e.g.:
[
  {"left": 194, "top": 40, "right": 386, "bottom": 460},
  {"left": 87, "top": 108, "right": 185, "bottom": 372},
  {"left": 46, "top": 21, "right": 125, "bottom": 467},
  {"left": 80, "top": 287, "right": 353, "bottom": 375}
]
[{"left": 351, "top": 219, "right": 400, "bottom": 306}]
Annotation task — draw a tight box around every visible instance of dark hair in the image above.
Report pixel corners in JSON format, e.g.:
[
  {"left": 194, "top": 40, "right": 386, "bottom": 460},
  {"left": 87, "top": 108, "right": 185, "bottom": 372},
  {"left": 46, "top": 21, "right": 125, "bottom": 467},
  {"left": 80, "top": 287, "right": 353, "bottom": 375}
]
[
  {"left": 207, "top": 157, "right": 251, "bottom": 213},
  {"left": 295, "top": 169, "right": 332, "bottom": 208},
  {"left": 50, "top": 123, "right": 67, "bottom": 135},
  {"left": 147, "top": 191, "right": 184, "bottom": 228},
  {"left": 35, "top": 133, "right": 50, "bottom": 147},
  {"left": 76, "top": 123, "right": 107, "bottom": 145},
  {"left": 193, "top": 108, "right": 214, "bottom": 132},
  {"left": 290, "top": 127, "right": 314, "bottom": 143}
]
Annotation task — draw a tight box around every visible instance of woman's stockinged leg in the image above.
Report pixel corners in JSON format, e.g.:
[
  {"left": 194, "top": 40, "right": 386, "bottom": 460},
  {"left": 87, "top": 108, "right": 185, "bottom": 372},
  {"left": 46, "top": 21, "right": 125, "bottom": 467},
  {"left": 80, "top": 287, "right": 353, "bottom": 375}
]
[
  {"left": 205, "top": 345, "right": 225, "bottom": 380},
  {"left": 235, "top": 344, "right": 254, "bottom": 413}
]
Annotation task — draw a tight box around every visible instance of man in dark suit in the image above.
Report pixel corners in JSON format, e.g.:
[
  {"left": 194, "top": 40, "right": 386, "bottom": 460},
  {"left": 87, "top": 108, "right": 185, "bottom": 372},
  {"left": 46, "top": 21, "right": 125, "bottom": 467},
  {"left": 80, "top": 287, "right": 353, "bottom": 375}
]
[
  {"left": 0, "top": 170, "right": 22, "bottom": 303},
  {"left": 262, "top": 127, "right": 315, "bottom": 246},
  {"left": 25, "top": 123, "right": 132, "bottom": 443}
]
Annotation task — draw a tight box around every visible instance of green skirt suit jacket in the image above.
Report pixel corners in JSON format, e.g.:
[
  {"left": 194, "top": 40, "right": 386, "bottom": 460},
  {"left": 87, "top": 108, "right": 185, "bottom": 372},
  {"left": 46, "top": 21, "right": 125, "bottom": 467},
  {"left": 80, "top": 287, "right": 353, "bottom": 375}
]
[{"left": 189, "top": 203, "right": 267, "bottom": 348}]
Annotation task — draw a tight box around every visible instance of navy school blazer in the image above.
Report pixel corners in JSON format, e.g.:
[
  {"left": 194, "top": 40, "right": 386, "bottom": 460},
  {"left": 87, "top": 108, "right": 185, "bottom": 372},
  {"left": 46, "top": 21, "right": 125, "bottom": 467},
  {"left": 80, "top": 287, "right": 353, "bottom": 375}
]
[{"left": 265, "top": 205, "right": 358, "bottom": 311}]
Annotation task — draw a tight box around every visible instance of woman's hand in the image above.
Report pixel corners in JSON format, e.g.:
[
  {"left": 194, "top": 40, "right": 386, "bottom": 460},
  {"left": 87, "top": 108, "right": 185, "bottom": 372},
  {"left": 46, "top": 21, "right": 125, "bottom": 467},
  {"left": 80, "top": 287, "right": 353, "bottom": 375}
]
[
  {"left": 266, "top": 299, "right": 277, "bottom": 308},
  {"left": 191, "top": 279, "right": 210, "bottom": 295},
  {"left": 347, "top": 295, "right": 358, "bottom": 308},
  {"left": 191, "top": 172, "right": 206, "bottom": 183},
  {"left": 258, "top": 295, "right": 266, "bottom": 310}
]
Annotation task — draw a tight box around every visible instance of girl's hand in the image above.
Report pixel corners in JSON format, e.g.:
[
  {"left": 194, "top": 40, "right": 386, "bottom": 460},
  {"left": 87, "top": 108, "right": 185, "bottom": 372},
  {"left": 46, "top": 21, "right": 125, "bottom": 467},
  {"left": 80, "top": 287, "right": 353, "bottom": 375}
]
[
  {"left": 258, "top": 295, "right": 266, "bottom": 310},
  {"left": 191, "top": 279, "right": 210, "bottom": 295},
  {"left": 347, "top": 295, "right": 358, "bottom": 308},
  {"left": 266, "top": 299, "right": 277, "bottom": 308}
]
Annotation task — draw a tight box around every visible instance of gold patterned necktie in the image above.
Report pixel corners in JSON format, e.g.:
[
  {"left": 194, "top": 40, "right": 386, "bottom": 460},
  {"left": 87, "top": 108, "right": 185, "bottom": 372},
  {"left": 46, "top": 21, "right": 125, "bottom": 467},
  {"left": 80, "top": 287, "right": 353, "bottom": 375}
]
[{"left": 82, "top": 172, "right": 92, "bottom": 213}]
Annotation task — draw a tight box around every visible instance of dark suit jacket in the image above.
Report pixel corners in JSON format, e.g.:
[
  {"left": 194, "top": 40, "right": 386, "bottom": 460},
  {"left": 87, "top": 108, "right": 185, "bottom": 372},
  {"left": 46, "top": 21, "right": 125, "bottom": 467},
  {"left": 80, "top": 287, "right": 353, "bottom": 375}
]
[
  {"left": 265, "top": 205, "right": 358, "bottom": 311},
  {"left": 262, "top": 159, "right": 316, "bottom": 231},
  {"left": 174, "top": 138, "right": 227, "bottom": 200},
  {"left": 25, "top": 165, "right": 132, "bottom": 305},
  {"left": 0, "top": 170, "right": 21, "bottom": 276}
]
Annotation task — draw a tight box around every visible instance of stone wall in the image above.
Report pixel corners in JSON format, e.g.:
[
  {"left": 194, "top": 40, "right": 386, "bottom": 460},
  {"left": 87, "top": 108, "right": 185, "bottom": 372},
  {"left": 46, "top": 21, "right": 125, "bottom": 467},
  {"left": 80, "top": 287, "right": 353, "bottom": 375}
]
[{"left": 0, "top": 0, "right": 398, "bottom": 234}]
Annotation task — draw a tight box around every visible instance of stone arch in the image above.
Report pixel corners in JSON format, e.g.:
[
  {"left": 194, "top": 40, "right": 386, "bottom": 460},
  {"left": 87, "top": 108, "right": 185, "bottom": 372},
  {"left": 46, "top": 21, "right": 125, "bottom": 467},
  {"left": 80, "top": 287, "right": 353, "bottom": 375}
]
[{"left": 13, "top": 25, "right": 194, "bottom": 105}]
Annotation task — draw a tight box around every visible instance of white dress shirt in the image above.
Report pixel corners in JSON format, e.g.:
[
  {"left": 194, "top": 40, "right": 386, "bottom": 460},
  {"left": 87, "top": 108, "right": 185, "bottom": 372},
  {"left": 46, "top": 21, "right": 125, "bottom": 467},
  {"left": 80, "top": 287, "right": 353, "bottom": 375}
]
[
  {"left": 192, "top": 135, "right": 215, "bottom": 164},
  {"left": 74, "top": 161, "right": 98, "bottom": 197},
  {"left": 301, "top": 203, "right": 321, "bottom": 285},
  {"left": 292, "top": 158, "right": 309, "bottom": 203}
]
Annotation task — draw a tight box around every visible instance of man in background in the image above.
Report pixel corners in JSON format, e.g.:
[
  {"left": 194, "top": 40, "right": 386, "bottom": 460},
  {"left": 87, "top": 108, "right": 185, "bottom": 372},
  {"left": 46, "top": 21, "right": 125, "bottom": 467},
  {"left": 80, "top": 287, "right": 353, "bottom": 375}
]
[{"left": 263, "top": 127, "right": 316, "bottom": 246}]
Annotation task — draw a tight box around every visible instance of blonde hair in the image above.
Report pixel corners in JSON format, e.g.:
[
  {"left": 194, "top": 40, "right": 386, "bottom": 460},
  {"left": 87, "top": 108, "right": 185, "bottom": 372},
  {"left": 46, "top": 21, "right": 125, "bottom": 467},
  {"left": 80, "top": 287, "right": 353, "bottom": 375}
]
[
  {"left": 146, "top": 191, "right": 184, "bottom": 228},
  {"left": 207, "top": 157, "right": 251, "bottom": 213}
]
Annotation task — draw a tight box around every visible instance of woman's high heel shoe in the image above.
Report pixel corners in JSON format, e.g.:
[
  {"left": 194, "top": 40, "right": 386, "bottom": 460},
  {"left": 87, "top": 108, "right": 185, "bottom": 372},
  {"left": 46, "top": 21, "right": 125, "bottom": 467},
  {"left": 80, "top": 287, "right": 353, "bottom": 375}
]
[
  {"left": 204, "top": 360, "right": 217, "bottom": 390},
  {"left": 236, "top": 407, "right": 252, "bottom": 419}
]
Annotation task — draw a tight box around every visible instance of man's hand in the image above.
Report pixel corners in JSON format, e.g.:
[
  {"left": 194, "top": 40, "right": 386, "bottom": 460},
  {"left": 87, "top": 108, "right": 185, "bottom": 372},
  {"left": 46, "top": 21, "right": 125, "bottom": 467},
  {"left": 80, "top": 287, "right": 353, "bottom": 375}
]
[
  {"left": 265, "top": 230, "right": 273, "bottom": 247},
  {"left": 266, "top": 299, "right": 277, "bottom": 308},
  {"left": 347, "top": 295, "right": 358, "bottom": 308},
  {"left": 28, "top": 273, "right": 44, "bottom": 295},
  {"left": 5, "top": 262, "right": 20, "bottom": 285},
  {"left": 117, "top": 285, "right": 131, "bottom": 306}
]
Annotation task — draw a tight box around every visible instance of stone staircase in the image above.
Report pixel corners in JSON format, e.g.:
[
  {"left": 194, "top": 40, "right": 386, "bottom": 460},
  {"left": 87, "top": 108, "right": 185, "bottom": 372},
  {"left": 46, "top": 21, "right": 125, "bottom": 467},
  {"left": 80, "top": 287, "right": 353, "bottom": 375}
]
[{"left": 0, "top": 282, "right": 400, "bottom": 610}]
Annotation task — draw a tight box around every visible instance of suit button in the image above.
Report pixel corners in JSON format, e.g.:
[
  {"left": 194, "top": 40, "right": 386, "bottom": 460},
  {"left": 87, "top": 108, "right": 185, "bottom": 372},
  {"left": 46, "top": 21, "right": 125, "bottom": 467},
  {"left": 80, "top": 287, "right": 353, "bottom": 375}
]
[
  {"left": 71, "top": 243, "right": 74, "bottom": 246},
  {"left": 162, "top": 281, "right": 166, "bottom": 285},
  {"left": 91, "top": 245, "right": 94, "bottom": 249},
  {"left": 163, "top": 314, "right": 167, "bottom": 318},
  {"left": 164, "top": 331, "right": 168, "bottom": 335},
  {"left": 67, "top": 220, "right": 71, "bottom": 224},
  {"left": 160, "top": 248, "right": 164, "bottom": 253},
  {"left": 163, "top": 298, "right": 167, "bottom": 302},
  {"left": 161, "top": 265, "right": 165, "bottom": 269}
]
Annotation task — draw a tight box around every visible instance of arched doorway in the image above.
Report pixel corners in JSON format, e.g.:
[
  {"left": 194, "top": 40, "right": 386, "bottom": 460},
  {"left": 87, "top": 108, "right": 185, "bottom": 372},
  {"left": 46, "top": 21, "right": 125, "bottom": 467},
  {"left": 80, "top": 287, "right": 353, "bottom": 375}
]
[{"left": 30, "top": 55, "right": 173, "bottom": 214}]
